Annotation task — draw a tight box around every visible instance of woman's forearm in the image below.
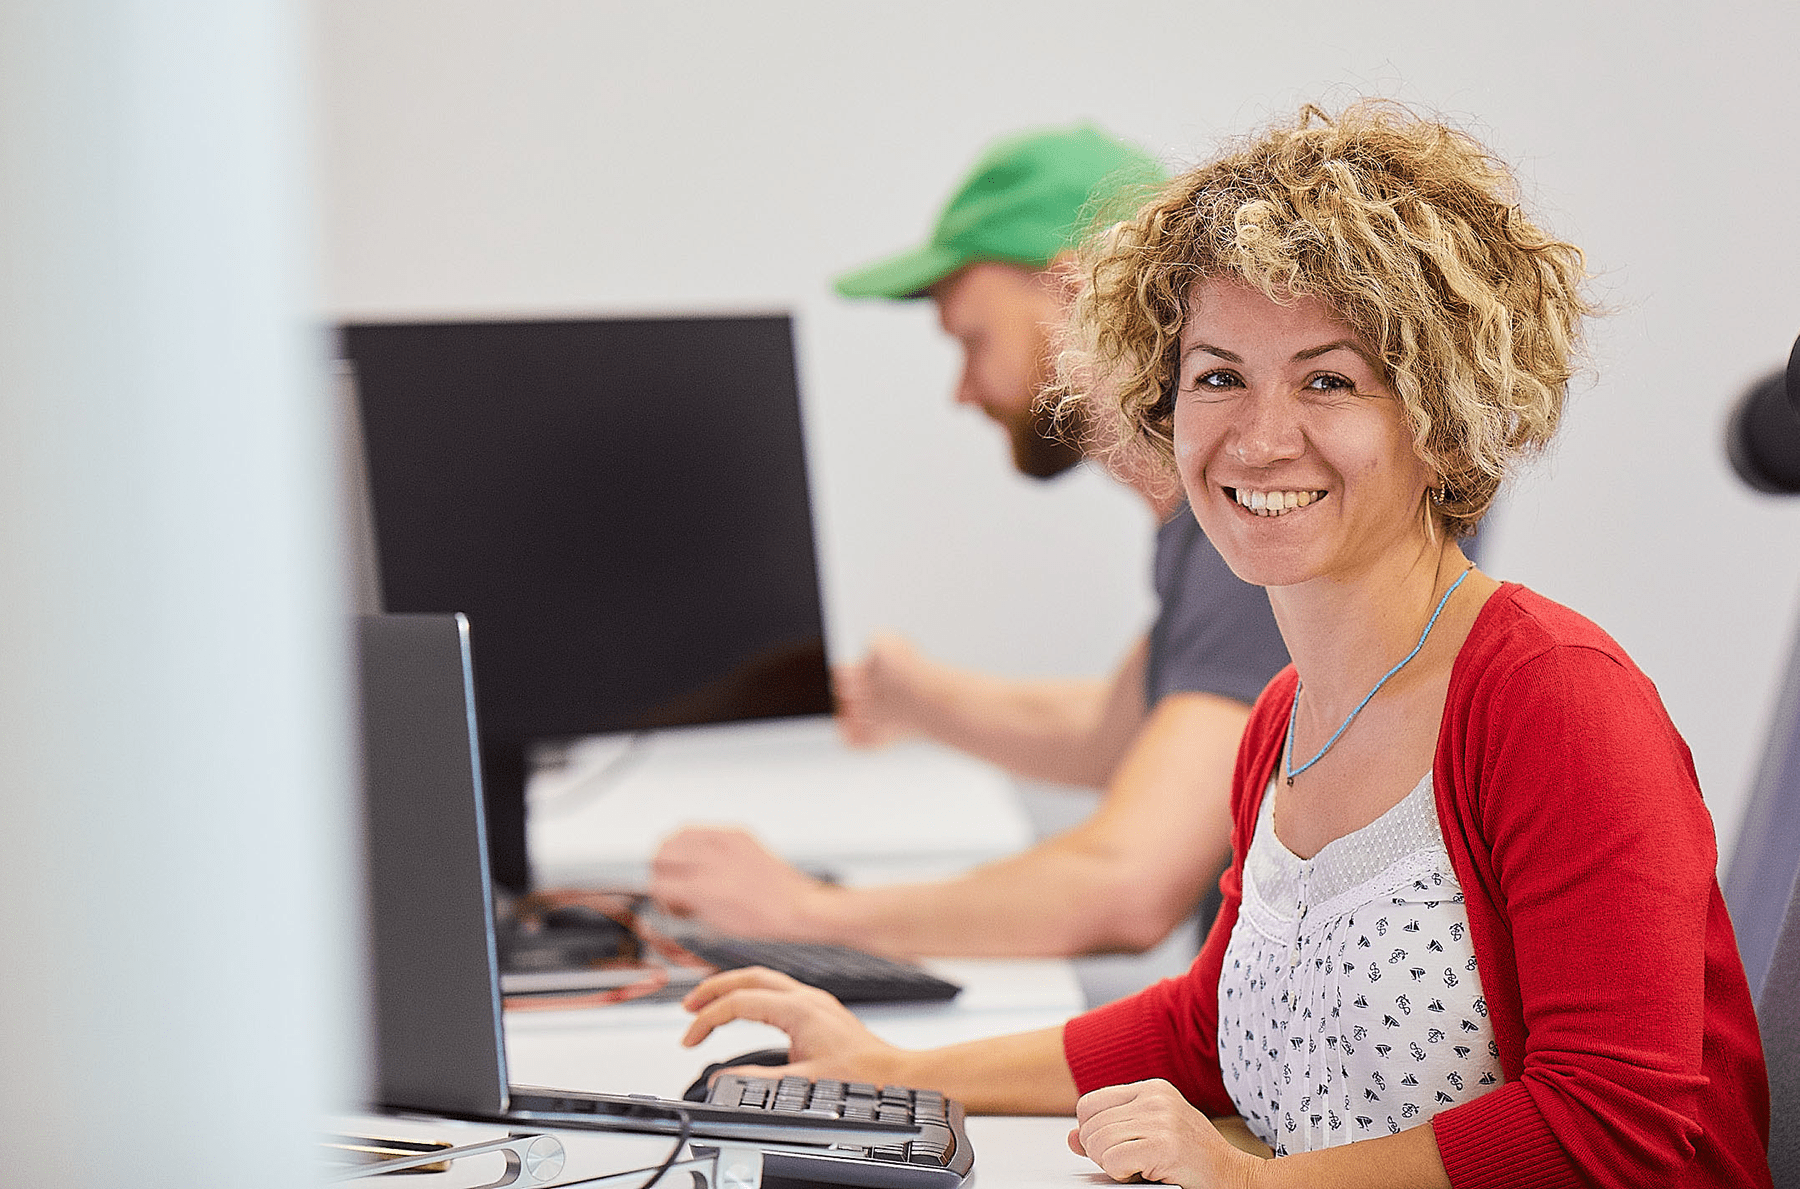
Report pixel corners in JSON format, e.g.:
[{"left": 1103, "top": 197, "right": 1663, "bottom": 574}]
[
  {"left": 1248, "top": 1125, "right": 1450, "bottom": 1189},
  {"left": 891, "top": 1026, "right": 1079, "bottom": 1115}
]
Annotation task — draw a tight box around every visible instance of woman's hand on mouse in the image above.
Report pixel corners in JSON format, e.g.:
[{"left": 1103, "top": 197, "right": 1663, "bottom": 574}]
[{"left": 681, "top": 967, "right": 904, "bottom": 1085}]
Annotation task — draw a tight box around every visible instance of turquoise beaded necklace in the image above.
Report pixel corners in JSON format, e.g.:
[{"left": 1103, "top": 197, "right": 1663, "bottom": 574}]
[{"left": 1282, "top": 564, "right": 1475, "bottom": 786}]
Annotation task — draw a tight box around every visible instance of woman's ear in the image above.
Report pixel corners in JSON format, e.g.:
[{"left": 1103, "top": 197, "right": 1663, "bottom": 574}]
[{"left": 1421, "top": 475, "right": 1447, "bottom": 545}]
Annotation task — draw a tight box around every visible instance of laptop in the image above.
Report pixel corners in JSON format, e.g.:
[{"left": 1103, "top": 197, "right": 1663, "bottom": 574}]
[{"left": 355, "top": 611, "right": 919, "bottom": 1149}]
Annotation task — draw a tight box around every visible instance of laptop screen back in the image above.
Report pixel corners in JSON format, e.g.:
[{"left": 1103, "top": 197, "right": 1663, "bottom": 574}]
[{"left": 357, "top": 612, "right": 510, "bottom": 1116}]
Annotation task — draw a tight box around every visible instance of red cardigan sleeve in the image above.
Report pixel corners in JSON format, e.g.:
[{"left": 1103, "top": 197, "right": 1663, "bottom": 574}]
[
  {"left": 1428, "top": 605, "right": 1769, "bottom": 1188},
  {"left": 1061, "top": 668, "right": 1295, "bottom": 1116}
]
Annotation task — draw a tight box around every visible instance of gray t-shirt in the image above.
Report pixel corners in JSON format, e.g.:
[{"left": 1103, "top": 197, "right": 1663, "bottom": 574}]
[{"left": 1145, "top": 512, "right": 1289, "bottom": 708}]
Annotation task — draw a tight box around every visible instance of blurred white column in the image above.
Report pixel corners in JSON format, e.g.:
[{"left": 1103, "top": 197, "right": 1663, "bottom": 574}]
[{"left": 0, "top": 3, "right": 358, "bottom": 1185}]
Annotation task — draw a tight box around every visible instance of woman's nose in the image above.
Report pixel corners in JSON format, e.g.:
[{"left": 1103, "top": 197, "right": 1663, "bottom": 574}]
[{"left": 1228, "top": 390, "right": 1305, "bottom": 466}]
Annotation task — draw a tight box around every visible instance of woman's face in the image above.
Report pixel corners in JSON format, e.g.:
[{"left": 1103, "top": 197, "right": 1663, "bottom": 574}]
[{"left": 1172, "top": 278, "right": 1434, "bottom": 590}]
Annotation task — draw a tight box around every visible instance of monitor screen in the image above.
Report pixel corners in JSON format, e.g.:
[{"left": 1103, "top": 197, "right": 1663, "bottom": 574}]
[{"left": 340, "top": 314, "right": 834, "bottom": 890}]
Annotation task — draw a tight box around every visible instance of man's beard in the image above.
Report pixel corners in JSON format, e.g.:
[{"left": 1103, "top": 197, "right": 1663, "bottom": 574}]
[{"left": 1008, "top": 398, "right": 1085, "bottom": 479}]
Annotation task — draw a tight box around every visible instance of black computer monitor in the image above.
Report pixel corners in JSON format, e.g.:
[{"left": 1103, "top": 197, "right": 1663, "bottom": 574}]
[{"left": 340, "top": 314, "right": 834, "bottom": 892}]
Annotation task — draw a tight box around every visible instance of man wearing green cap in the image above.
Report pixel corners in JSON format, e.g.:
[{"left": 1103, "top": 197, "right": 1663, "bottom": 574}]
[
  {"left": 651, "top": 127, "right": 1288, "bottom": 977},
  {"left": 831, "top": 125, "right": 1155, "bottom": 479}
]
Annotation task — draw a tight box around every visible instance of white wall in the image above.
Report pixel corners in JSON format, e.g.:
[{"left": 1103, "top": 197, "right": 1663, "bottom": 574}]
[{"left": 315, "top": 0, "right": 1800, "bottom": 864}]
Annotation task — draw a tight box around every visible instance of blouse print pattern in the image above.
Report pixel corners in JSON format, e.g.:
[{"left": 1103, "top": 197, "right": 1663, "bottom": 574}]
[{"left": 1218, "top": 773, "right": 1502, "bottom": 1155}]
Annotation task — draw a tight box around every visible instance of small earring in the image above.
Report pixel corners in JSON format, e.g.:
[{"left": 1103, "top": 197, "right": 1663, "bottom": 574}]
[{"left": 1434, "top": 480, "right": 1450, "bottom": 505}]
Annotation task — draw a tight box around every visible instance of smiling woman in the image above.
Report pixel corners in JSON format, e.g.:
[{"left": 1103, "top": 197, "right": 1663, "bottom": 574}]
[
  {"left": 1047, "top": 100, "right": 1771, "bottom": 1188},
  {"left": 1067, "top": 102, "right": 1584, "bottom": 546},
  {"left": 674, "top": 103, "right": 1774, "bottom": 1189}
]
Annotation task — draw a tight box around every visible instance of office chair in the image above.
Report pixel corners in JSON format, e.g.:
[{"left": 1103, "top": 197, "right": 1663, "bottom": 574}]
[
  {"left": 1748, "top": 620, "right": 1800, "bottom": 1186},
  {"left": 1726, "top": 604, "right": 1800, "bottom": 995},
  {"left": 1716, "top": 596, "right": 1800, "bottom": 1184},
  {"left": 1721, "top": 334, "right": 1800, "bottom": 1183},
  {"left": 1762, "top": 865, "right": 1799, "bottom": 1187},
  {"left": 1711, "top": 598, "right": 1800, "bottom": 1184}
]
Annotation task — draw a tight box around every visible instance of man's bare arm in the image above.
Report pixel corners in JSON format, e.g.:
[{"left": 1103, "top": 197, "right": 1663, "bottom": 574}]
[
  {"left": 651, "top": 689, "right": 1247, "bottom": 956},
  {"left": 833, "top": 633, "right": 1151, "bottom": 788}
]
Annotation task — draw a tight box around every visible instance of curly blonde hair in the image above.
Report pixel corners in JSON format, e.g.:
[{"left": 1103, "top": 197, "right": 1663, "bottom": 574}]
[{"left": 1059, "top": 102, "right": 1590, "bottom": 536}]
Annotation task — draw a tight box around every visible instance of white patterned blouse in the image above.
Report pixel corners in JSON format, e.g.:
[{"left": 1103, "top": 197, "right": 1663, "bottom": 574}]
[{"left": 1217, "top": 772, "right": 1503, "bottom": 1156}]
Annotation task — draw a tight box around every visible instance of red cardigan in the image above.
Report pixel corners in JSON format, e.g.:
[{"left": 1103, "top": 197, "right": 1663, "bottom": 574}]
[{"left": 1064, "top": 585, "right": 1771, "bottom": 1188}]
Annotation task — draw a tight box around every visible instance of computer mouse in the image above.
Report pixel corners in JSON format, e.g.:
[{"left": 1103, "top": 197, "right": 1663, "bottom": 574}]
[{"left": 682, "top": 1047, "right": 791, "bottom": 1103}]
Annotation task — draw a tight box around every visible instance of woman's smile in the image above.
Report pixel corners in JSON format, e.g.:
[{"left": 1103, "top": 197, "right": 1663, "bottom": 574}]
[{"left": 1225, "top": 486, "right": 1328, "bottom": 517}]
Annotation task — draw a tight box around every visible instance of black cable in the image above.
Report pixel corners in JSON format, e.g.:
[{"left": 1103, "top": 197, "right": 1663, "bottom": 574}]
[
  {"left": 635, "top": 1104, "right": 693, "bottom": 1189},
  {"left": 543, "top": 1104, "right": 695, "bottom": 1189}
]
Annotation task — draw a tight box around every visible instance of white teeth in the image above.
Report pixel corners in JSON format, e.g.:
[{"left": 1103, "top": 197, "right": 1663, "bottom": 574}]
[{"left": 1232, "top": 488, "right": 1325, "bottom": 517}]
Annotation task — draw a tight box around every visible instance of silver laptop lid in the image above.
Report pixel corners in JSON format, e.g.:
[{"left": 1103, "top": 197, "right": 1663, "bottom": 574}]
[{"left": 357, "top": 612, "right": 510, "bottom": 1116}]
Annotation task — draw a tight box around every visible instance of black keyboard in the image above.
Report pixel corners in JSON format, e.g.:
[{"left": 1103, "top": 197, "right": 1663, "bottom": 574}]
[
  {"left": 677, "top": 936, "right": 961, "bottom": 1004},
  {"left": 504, "top": 1085, "right": 918, "bottom": 1148},
  {"left": 699, "top": 1073, "right": 973, "bottom": 1189}
]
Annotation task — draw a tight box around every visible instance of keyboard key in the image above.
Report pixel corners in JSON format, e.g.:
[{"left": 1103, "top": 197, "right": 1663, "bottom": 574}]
[
  {"left": 704, "top": 1073, "right": 973, "bottom": 1188},
  {"left": 675, "top": 936, "right": 961, "bottom": 1004}
]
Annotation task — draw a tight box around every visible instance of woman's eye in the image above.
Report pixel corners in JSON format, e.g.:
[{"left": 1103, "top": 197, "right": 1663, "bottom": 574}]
[
  {"left": 1191, "top": 370, "right": 1241, "bottom": 392},
  {"left": 1305, "top": 373, "right": 1354, "bottom": 392}
]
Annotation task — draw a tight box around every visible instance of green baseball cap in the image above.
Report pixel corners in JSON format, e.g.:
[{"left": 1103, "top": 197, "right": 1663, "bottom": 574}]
[{"left": 834, "top": 124, "right": 1165, "bottom": 300}]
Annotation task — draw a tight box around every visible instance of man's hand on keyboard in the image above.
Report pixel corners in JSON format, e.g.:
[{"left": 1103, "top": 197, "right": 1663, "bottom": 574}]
[
  {"left": 680, "top": 966, "right": 904, "bottom": 1086},
  {"left": 651, "top": 826, "right": 834, "bottom": 939}
]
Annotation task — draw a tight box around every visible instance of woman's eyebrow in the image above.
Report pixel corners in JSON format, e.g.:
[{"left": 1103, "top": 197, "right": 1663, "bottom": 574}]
[
  {"left": 1293, "top": 339, "right": 1375, "bottom": 365},
  {"left": 1180, "top": 339, "right": 1374, "bottom": 366},
  {"left": 1181, "top": 342, "right": 1241, "bottom": 362}
]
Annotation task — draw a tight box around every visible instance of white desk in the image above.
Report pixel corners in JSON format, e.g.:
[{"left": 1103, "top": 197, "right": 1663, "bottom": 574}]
[
  {"left": 525, "top": 716, "right": 1201, "bottom": 1008},
  {"left": 369, "top": 982, "right": 1095, "bottom": 1189},
  {"left": 526, "top": 717, "right": 1033, "bottom": 887},
  {"left": 348, "top": 719, "right": 1113, "bottom": 1189},
  {"left": 503, "top": 954, "right": 1085, "bottom": 1103},
  {"left": 327, "top": 1113, "right": 701, "bottom": 1189},
  {"left": 332, "top": 1111, "right": 1095, "bottom": 1189},
  {"left": 513, "top": 717, "right": 1090, "bottom": 1098}
]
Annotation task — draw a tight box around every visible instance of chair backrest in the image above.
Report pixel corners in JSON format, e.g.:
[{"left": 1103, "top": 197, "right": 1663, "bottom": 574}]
[
  {"left": 1726, "top": 602, "right": 1800, "bottom": 1184},
  {"left": 1762, "top": 867, "right": 1799, "bottom": 1188},
  {"left": 1726, "top": 606, "right": 1800, "bottom": 997}
]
